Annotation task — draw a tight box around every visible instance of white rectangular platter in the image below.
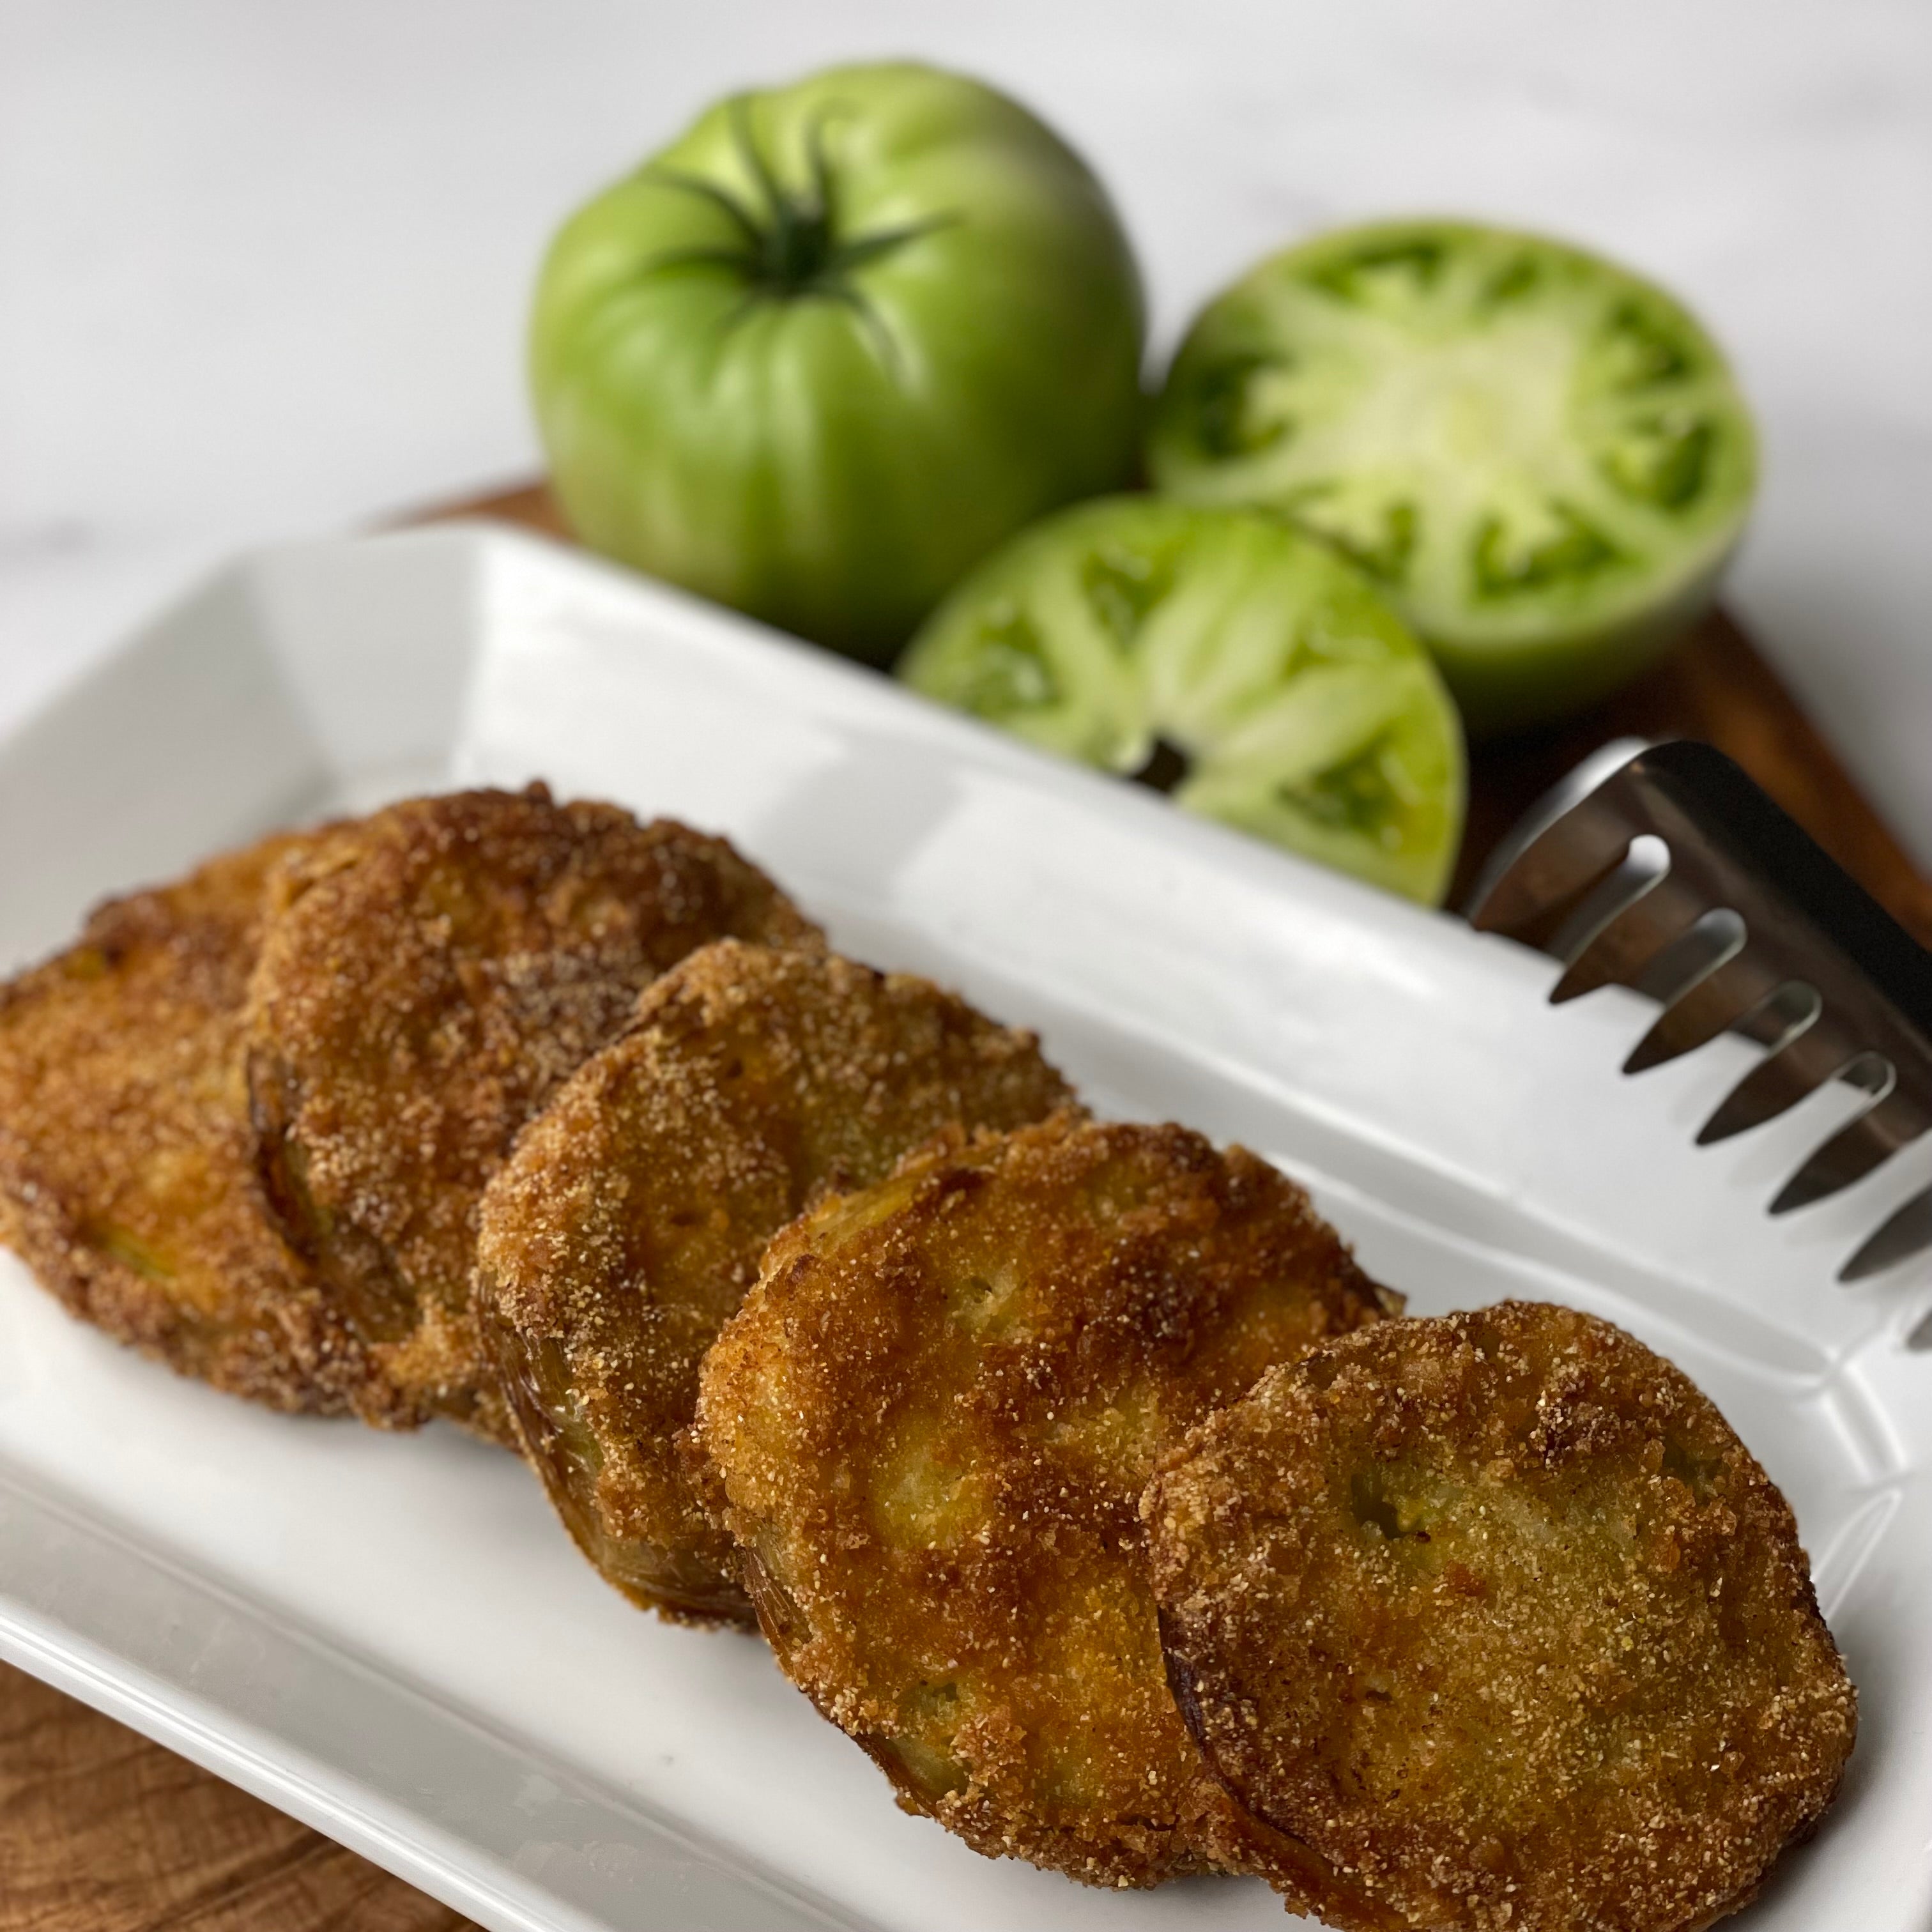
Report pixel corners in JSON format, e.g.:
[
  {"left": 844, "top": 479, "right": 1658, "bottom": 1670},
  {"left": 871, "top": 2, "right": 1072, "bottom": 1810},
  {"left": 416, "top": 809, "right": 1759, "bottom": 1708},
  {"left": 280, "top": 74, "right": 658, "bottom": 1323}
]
[{"left": 3, "top": 525, "right": 1929, "bottom": 1932}]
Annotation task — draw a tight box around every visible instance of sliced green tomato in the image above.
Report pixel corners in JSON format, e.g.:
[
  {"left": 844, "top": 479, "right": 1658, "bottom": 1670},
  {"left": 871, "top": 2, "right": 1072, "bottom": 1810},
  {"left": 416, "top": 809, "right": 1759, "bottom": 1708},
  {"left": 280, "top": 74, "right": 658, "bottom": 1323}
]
[
  {"left": 1147, "top": 220, "right": 1759, "bottom": 733},
  {"left": 898, "top": 496, "right": 1465, "bottom": 903}
]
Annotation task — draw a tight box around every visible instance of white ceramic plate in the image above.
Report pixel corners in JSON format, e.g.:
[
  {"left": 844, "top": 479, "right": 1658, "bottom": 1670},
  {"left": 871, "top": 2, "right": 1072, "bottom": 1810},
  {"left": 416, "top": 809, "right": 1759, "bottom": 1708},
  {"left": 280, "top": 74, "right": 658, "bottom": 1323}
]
[{"left": 2, "top": 525, "right": 1928, "bottom": 1932}]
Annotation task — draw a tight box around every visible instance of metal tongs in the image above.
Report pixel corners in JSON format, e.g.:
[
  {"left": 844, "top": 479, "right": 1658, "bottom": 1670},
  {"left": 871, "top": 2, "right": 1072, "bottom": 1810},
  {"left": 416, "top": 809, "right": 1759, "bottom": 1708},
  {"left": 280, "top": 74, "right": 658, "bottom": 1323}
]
[{"left": 1467, "top": 739, "right": 1932, "bottom": 1283}]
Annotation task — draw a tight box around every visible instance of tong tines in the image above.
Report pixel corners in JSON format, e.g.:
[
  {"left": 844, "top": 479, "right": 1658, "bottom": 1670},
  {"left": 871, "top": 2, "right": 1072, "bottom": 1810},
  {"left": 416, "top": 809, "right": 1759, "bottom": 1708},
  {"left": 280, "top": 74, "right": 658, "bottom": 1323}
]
[{"left": 1468, "top": 739, "right": 1932, "bottom": 1284}]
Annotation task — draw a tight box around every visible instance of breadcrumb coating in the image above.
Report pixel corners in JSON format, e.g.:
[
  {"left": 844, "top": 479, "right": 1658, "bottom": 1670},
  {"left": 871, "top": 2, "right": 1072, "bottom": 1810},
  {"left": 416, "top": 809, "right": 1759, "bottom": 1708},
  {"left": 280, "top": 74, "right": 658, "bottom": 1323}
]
[
  {"left": 1145, "top": 1301, "right": 1857, "bottom": 1932},
  {"left": 478, "top": 940, "right": 1075, "bottom": 1622},
  {"left": 245, "top": 786, "right": 822, "bottom": 1442},
  {"left": 0, "top": 836, "right": 408, "bottom": 1422},
  {"left": 693, "top": 1112, "right": 1397, "bottom": 1891}
]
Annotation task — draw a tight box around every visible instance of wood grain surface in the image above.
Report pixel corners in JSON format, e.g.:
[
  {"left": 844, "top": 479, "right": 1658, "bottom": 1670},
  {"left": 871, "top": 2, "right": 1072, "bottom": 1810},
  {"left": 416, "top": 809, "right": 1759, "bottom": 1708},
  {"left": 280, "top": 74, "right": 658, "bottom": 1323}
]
[
  {"left": 4, "top": 476, "right": 1926, "bottom": 1932},
  {"left": 0, "top": 1658, "right": 475, "bottom": 1931}
]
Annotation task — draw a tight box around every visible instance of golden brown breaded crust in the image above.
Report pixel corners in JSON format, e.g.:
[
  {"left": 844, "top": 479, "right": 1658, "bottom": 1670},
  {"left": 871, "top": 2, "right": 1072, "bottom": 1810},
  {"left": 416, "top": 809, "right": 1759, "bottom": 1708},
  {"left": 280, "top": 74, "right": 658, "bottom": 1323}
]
[
  {"left": 1145, "top": 1301, "right": 1858, "bottom": 1932},
  {"left": 0, "top": 836, "right": 409, "bottom": 1423},
  {"left": 693, "top": 1113, "right": 1397, "bottom": 1891},
  {"left": 246, "top": 786, "right": 822, "bottom": 1443},
  {"left": 479, "top": 940, "right": 1077, "bottom": 1623}
]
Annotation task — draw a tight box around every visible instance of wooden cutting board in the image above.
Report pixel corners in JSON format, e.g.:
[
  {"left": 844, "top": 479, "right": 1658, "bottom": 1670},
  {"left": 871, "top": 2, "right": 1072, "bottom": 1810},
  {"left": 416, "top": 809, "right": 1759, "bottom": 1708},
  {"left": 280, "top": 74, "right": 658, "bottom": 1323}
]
[{"left": 6, "top": 478, "right": 1928, "bottom": 1932}]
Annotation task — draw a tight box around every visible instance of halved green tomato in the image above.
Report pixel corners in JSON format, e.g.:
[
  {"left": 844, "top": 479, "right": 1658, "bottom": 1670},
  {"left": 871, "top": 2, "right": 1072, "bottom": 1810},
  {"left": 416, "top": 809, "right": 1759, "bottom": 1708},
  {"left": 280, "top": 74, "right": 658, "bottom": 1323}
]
[
  {"left": 898, "top": 496, "right": 1465, "bottom": 903},
  {"left": 1147, "top": 220, "right": 1759, "bottom": 734}
]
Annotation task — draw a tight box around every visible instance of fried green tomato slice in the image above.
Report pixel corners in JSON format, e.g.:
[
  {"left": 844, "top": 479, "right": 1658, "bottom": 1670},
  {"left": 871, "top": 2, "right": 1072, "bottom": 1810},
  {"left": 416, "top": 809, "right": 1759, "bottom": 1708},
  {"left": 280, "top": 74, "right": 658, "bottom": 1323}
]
[
  {"left": 246, "top": 786, "right": 822, "bottom": 1443},
  {"left": 692, "top": 1113, "right": 1398, "bottom": 1889},
  {"left": 0, "top": 836, "right": 407, "bottom": 1422},
  {"left": 1145, "top": 1301, "right": 1857, "bottom": 1932},
  {"left": 476, "top": 939, "right": 1077, "bottom": 1624}
]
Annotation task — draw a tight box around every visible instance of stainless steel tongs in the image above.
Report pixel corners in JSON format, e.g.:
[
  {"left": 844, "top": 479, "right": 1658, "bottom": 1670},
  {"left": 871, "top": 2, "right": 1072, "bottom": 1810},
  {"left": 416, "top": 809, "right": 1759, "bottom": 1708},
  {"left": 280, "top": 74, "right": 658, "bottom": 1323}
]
[{"left": 1466, "top": 739, "right": 1932, "bottom": 1282}]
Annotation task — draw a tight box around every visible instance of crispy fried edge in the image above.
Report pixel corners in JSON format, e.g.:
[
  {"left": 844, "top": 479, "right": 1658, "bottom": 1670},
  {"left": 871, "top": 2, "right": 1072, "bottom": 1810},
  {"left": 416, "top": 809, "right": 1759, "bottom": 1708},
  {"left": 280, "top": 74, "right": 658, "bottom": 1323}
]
[
  {"left": 693, "top": 1112, "right": 1399, "bottom": 1893},
  {"left": 1144, "top": 1302, "right": 1859, "bottom": 1932},
  {"left": 0, "top": 837, "right": 414, "bottom": 1423},
  {"left": 477, "top": 939, "right": 1080, "bottom": 1624},
  {"left": 245, "top": 787, "right": 823, "bottom": 1446}
]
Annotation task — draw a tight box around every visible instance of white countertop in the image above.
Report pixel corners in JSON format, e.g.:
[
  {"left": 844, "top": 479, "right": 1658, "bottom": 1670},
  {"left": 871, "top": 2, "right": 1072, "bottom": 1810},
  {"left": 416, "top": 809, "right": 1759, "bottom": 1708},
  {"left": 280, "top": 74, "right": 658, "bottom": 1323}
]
[{"left": 4, "top": 0, "right": 1929, "bottom": 867}]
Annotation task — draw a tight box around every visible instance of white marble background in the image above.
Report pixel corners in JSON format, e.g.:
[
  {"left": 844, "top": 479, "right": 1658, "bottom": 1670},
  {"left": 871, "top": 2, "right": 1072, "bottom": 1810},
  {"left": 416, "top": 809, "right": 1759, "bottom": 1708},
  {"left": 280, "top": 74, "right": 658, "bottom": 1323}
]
[{"left": 4, "top": 1, "right": 1929, "bottom": 864}]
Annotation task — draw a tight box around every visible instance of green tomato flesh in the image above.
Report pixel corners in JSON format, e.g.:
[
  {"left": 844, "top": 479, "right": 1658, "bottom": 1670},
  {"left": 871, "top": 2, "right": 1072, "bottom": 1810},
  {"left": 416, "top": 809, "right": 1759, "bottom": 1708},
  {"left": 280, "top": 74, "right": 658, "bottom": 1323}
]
[
  {"left": 531, "top": 62, "right": 1147, "bottom": 665},
  {"left": 900, "top": 497, "right": 1466, "bottom": 904},
  {"left": 1147, "top": 221, "right": 1758, "bottom": 733}
]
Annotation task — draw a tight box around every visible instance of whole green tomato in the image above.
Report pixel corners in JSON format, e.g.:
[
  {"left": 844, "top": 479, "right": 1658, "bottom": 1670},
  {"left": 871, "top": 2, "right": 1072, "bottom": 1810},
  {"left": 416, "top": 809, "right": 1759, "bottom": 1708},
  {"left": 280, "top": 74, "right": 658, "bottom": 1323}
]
[{"left": 530, "top": 62, "right": 1147, "bottom": 664}]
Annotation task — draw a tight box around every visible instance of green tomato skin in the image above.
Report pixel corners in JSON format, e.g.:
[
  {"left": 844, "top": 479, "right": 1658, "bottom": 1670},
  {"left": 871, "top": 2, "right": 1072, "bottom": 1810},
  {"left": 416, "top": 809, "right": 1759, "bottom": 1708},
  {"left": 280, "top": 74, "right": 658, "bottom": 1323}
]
[
  {"left": 1147, "top": 220, "right": 1759, "bottom": 735},
  {"left": 1427, "top": 535, "right": 1737, "bottom": 735},
  {"left": 531, "top": 62, "right": 1147, "bottom": 666}
]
